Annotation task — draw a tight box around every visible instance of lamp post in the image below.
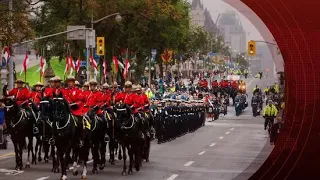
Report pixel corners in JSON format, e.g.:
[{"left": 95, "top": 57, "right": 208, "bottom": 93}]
[{"left": 88, "top": 13, "right": 122, "bottom": 81}]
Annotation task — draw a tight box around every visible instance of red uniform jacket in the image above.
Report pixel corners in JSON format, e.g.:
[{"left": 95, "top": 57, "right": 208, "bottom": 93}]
[
  {"left": 7, "top": 87, "right": 30, "bottom": 106},
  {"left": 124, "top": 93, "right": 140, "bottom": 114},
  {"left": 137, "top": 94, "right": 149, "bottom": 111},
  {"left": 231, "top": 82, "right": 239, "bottom": 89},
  {"left": 211, "top": 81, "right": 219, "bottom": 88},
  {"left": 101, "top": 92, "right": 112, "bottom": 108},
  {"left": 65, "top": 87, "right": 83, "bottom": 116},
  {"left": 30, "top": 91, "right": 42, "bottom": 106},
  {"left": 115, "top": 92, "right": 125, "bottom": 103},
  {"left": 44, "top": 87, "right": 54, "bottom": 98},
  {"left": 81, "top": 90, "right": 103, "bottom": 115}
]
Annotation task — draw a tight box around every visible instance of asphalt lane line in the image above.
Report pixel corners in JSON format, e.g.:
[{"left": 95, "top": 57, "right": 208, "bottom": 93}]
[
  {"left": 226, "top": 131, "right": 230, "bottom": 135},
  {"left": 209, "top": 143, "right": 216, "bottom": 147},
  {"left": 184, "top": 161, "right": 194, "bottom": 167},
  {"left": 68, "top": 159, "right": 93, "bottom": 170},
  {"left": 198, "top": 151, "right": 206, "bottom": 155},
  {"left": 35, "top": 177, "right": 49, "bottom": 180},
  {"left": 230, "top": 128, "right": 235, "bottom": 131},
  {"left": 0, "top": 152, "right": 15, "bottom": 159},
  {"left": 167, "top": 174, "right": 179, "bottom": 180},
  {"left": 219, "top": 136, "right": 224, "bottom": 140}
]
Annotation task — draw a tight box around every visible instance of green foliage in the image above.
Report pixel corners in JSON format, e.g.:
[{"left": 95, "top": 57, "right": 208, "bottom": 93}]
[{"left": 234, "top": 52, "right": 249, "bottom": 70}]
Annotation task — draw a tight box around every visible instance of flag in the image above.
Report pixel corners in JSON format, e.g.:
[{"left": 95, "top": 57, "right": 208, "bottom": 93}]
[
  {"left": 112, "top": 56, "right": 119, "bottom": 74},
  {"left": 123, "top": 58, "right": 130, "bottom": 79},
  {"left": 75, "top": 56, "right": 81, "bottom": 73},
  {"left": 103, "top": 59, "right": 107, "bottom": 80},
  {"left": 36, "top": 56, "right": 46, "bottom": 76},
  {"left": 20, "top": 53, "right": 29, "bottom": 76},
  {"left": 64, "top": 56, "right": 70, "bottom": 75},
  {"left": 41, "top": 57, "right": 46, "bottom": 76}
]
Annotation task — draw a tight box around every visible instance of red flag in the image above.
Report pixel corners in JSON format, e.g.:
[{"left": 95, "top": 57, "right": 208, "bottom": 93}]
[
  {"left": 123, "top": 58, "right": 130, "bottom": 79},
  {"left": 40, "top": 56, "right": 46, "bottom": 76},
  {"left": 20, "top": 53, "right": 29, "bottom": 76},
  {"left": 64, "top": 56, "right": 70, "bottom": 75},
  {"left": 113, "top": 56, "right": 119, "bottom": 73},
  {"left": 75, "top": 56, "right": 81, "bottom": 73},
  {"left": 103, "top": 59, "right": 107, "bottom": 80},
  {"left": 89, "top": 56, "right": 98, "bottom": 71}
]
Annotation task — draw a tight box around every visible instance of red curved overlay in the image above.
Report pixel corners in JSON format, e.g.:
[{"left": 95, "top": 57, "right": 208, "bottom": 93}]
[{"left": 230, "top": 0, "right": 320, "bottom": 179}]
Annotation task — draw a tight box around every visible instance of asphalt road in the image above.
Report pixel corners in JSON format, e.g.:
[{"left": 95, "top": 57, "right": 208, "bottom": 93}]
[{"left": 0, "top": 77, "right": 275, "bottom": 180}]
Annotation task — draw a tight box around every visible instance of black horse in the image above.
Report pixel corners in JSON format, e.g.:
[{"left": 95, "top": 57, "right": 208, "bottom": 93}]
[
  {"left": 38, "top": 97, "right": 56, "bottom": 166},
  {"left": 87, "top": 107, "right": 107, "bottom": 173},
  {"left": 141, "top": 109, "right": 154, "bottom": 163},
  {"left": 29, "top": 101, "right": 43, "bottom": 164},
  {"left": 51, "top": 94, "right": 77, "bottom": 180},
  {"left": 2, "top": 98, "right": 30, "bottom": 170},
  {"left": 114, "top": 103, "right": 141, "bottom": 175}
]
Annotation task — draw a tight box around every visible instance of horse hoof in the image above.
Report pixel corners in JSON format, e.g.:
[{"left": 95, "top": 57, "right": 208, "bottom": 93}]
[
  {"left": 60, "top": 175, "right": 67, "bottom": 180},
  {"left": 54, "top": 168, "right": 60, "bottom": 173},
  {"left": 15, "top": 166, "right": 21, "bottom": 171},
  {"left": 45, "top": 159, "right": 49, "bottom": 163},
  {"left": 99, "top": 165, "right": 105, "bottom": 170},
  {"left": 122, "top": 171, "right": 127, "bottom": 176},
  {"left": 92, "top": 169, "right": 98, "bottom": 174},
  {"left": 135, "top": 166, "right": 140, "bottom": 172},
  {"left": 111, "top": 161, "right": 115, "bottom": 165},
  {"left": 38, "top": 157, "right": 42, "bottom": 162},
  {"left": 128, "top": 170, "right": 133, "bottom": 175},
  {"left": 73, "top": 170, "right": 78, "bottom": 176},
  {"left": 25, "top": 164, "right": 30, "bottom": 168},
  {"left": 146, "top": 158, "right": 149, "bottom": 162},
  {"left": 81, "top": 175, "right": 87, "bottom": 179}
]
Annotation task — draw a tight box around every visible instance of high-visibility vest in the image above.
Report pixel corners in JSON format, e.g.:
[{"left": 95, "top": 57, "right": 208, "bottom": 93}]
[
  {"left": 264, "top": 88, "right": 269, "bottom": 93},
  {"left": 263, "top": 105, "right": 278, "bottom": 116}
]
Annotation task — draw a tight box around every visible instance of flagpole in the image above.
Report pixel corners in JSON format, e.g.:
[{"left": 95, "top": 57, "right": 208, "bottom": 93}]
[{"left": 40, "top": 48, "right": 42, "bottom": 83}]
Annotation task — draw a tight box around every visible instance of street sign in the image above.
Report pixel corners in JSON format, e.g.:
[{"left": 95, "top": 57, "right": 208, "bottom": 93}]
[
  {"left": 207, "top": 52, "right": 216, "bottom": 57},
  {"left": 80, "top": 61, "right": 87, "bottom": 67},
  {"left": 85, "top": 30, "right": 96, "bottom": 48},
  {"left": 67, "top": 26, "right": 86, "bottom": 40}
]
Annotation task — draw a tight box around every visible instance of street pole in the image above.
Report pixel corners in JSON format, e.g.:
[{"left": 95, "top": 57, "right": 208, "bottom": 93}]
[
  {"left": 8, "top": 0, "right": 14, "bottom": 90},
  {"left": 148, "top": 57, "right": 151, "bottom": 87}
]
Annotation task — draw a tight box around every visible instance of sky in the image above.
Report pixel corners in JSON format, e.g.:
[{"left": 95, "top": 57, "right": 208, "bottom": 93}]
[{"left": 189, "top": 0, "right": 264, "bottom": 42}]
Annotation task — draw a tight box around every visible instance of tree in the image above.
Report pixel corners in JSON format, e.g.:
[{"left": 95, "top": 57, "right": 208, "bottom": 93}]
[{"left": 234, "top": 52, "right": 249, "bottom": 71}]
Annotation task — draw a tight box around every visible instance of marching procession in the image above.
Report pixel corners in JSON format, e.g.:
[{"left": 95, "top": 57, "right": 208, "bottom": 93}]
[{"left": 0, "top": 75, "right": 208, "bottom": 180}]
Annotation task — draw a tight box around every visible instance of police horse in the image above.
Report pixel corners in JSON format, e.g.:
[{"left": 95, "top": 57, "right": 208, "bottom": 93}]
[
  {"left": 114, "top": 103, "right": 142, "bottom": 175},
  {"left": 2, "top": 98, "right": 33, "bottom": 170}
]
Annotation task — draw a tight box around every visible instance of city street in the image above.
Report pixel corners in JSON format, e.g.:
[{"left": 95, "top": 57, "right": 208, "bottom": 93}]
[{"left": 0, "top": 77, "right": 275, "bottom": 180}]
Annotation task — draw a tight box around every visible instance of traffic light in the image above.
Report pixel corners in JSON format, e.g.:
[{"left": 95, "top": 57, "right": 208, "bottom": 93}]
[
  {"left": 248, "top": 40, "right": 256, "bottom": 56},
  {"left": 96, "top": 37, "right": 105, "bottom": 56}
]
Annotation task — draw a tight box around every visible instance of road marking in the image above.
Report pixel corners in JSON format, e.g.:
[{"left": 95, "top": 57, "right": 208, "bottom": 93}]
[
  {"left": 209, "top": 143, "right": 216, "bottom": 147},
  {"left": 184, "top": 161, "right": 194, "bottom": 167},
  {"left": 0, "top": 168, "right": 24, "bottom": 175},
  {"left": 219, "top": 136, "right": 224, "bottom": 140},
  {"left": 68, "top": 159, "right": 93, "bottom": 170},
  {"left": 198, "top": 151, "right": 206, "bottom": 155},
  {"left": 0, "top": 152, "right": 15, "bottom": 159},
  {"left": 167, "top": 174, "right": 179, "bottom": 180},
  {"left": 248, "top": 78, "right": 255, "bottom": 87},
  {"left": 226, "top": 131, "right": 230, "bottom": 135},
  {"left": 230, "top": 128, "right": 235, "bottom": 130},
  {"left": 35, "top": 177, "right": 49, "bottom": 180}
]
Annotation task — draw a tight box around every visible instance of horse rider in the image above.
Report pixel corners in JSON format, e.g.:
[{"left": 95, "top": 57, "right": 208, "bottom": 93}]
[
  {"left": 101, "top": 83, "right": 115, "bottom": 120},
  {"left": 82, "top": 82, "right": 90, "bottom": 93},
  {"left": 75, "top": 81, "right": 82, "bottom": 90},
  {"left": 64, "top": 75, "right": 83, "bottom": 116},
  {"left": 43, "top": 77, "right": 55, "bottom": 98},
  {"left": 3, "top": 79, "right": 30, "bottom": 106},
  {"left": 30, "top": 81, "right": 44, "bottom": 107},
  {"left": 81, "top": 79, "right": 107, "bottom": 124},
  {"left": 52, "top": 76, "right": 68, "bottom": 96}
]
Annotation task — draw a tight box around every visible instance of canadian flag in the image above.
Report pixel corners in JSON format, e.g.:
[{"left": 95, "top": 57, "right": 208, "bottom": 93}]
[
  {"left": 123, "top": 58, "right": 130, "bottom": 79},
  {"left": 75, "top": 56, "right": 81, "bottom": 73},
  {"left": 103, "top": 59, "right": 107, "bottom": 80},
  {"left": 64, "top": 56, "right": 75, "bottom": 75},
  {"left": 20, "top": 53, "right": 29, "bottom": 76},
  {"left": 36, "top": 56, "right": 46, "bottom": 76},
  {"left": 89, "top": 56, "right": 98, "bottom": 71}
]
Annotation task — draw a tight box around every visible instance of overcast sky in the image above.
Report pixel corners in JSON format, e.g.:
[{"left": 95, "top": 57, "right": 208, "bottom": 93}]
[{"left": 189, "top": 0, "right": 264, "bottom": 41}]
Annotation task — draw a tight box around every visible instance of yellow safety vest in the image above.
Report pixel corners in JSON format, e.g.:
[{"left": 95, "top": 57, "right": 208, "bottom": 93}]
[
  {"left": 146, "top": 91, "right": 153, "bottom": 99},
  {"left": 264, "top": 88, "right": 269, "bottom": 92},
  {"left": 263, "top": 105, "right": 278, "bottom": 116}
]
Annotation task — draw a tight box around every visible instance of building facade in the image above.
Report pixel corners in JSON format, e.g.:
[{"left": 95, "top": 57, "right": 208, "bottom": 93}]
[
  {"left": 191, "top": 0, "right": 217, "bottom": 33},
  {"left": 217, "top": 11, "right": 246, "bottom": 57}
]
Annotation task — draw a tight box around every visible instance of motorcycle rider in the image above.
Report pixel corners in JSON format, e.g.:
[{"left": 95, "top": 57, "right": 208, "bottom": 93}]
[
  {"left": 263, "top": 100, "right": 278, "bottom": 130},
  {"left": 259, "top": 69, "right": 263, "bottom": 79}
]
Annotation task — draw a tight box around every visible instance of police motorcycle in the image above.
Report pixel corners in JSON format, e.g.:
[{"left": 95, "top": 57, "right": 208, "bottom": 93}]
[
  {"left": 234, "top": 93, "right": 248, "bottom": 116},
  {"left": 251, "top": 93, "right": 262, "bottom": 117}
]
